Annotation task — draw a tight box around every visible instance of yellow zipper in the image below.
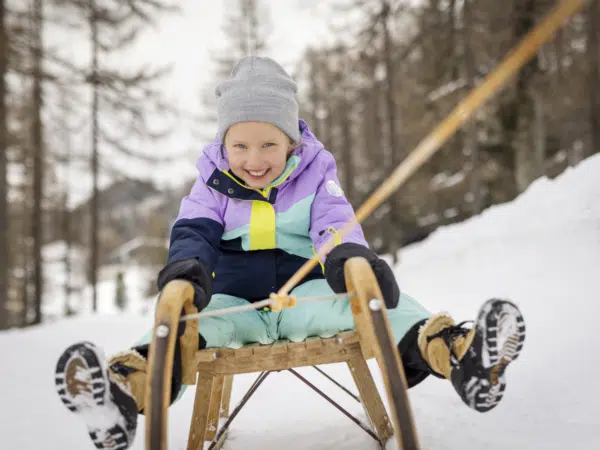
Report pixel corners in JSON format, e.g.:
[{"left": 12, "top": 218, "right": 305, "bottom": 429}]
[{"left": 313, "top": 227, "right": 342, "bottom": 274}]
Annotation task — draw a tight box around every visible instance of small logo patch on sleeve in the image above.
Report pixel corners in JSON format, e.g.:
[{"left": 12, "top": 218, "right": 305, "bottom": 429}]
[{"left": 326, "top": 180, "right": 344, "bottom": 197}]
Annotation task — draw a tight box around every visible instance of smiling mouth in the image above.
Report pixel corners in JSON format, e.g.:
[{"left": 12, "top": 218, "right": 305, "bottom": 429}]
[{"left": 246, "top": 169, "right": 269, "bottom": 178}]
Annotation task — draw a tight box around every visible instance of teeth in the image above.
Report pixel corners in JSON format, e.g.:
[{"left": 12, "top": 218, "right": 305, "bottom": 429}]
[{"left": 248, "top": 169, "right": 267, "bottom": 177}]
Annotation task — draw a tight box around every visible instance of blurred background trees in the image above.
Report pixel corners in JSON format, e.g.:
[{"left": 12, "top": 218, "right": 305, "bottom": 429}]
[
  {"left": 0, "top": 0, "right": 596, "bottom": 328},
  {"left": 297, "top": 0, "right": 598, "bottom": 255}
]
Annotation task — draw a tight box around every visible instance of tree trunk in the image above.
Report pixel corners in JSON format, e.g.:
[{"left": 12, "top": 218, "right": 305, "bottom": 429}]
[
  {"left": 339, "top": 70, "right": 354, "bottom": 205},
  {"left": 31, "top": 0, "right": 44, "bottom": 325},
  {"left": 90, "top": 0, "right": 99, "bottom": 312},
  {"left": 463, "top": 0, "right": 481, "bottom": 214},
  {"left": 588, "top": 0, "right": 600, "bottom": 156},
  {"left": 63, "top": 134, "right": 73, "bottom": 316},
  {"left": 0, "top": 0, "right": 9, "bottom": 329},
  {"left": 374, "top": 80, "right": 389, "bottom": 251},
  {"left": 308, "top": 52, "right": 323, "bottom": 139},
  {"left": 381, "top": 0, "right": 401, "bottom": 263},
  {"left": 321, "top": 51, "right": 335, "bottom": 153},
  {"left": 513, "top": 0, "right": 542, "bottom": 193},
  {"left": 533, "top": 89, "right": 546, "bottom": 177},
  {"left": 63, "top": 189, "right": 73, "bottom": 316},
  {"left": 513, "top": 91, "right": 537, "bottom": 192},
  {"left": 246, "top": 0, "right": 261, "bottom": 55},
  {"left": 553, "top": 26, "right": 568, "bottom": 170},
  {"left": 20, "top": 263, "right": 30, "bottom": 326},
  {"left": 448, "top": 0, "right": 458, "bottom": 79}
]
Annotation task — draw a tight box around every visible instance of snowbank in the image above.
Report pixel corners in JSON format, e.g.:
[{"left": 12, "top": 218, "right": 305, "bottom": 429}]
[{"left": 1, "top": 154, "right": 599, "bottom": 449}]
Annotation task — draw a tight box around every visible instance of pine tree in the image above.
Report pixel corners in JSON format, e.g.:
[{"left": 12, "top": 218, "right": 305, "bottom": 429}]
[
  {"left": 114, "top": 270, "right": 126, "bottom": 311},
  {"left": 200, "top": 0, "right": 272, "bottom": 128},
  {"left": 0, "top": 0, "right": 8, "bottom": 329}
]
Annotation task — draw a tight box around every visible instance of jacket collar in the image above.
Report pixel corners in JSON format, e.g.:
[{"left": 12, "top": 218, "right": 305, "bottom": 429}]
[{"left": 206, "top": 155, "right": 300, "bottom": 203}]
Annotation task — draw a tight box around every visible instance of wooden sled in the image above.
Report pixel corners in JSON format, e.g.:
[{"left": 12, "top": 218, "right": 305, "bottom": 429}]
[{"left": 144, "top": 257, "right": 420, "bottom": 450}]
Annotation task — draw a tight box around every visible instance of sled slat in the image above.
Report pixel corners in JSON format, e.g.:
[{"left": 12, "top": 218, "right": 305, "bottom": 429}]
[{"left": 196, "top": 334, "right": 364, "bottom": 375}]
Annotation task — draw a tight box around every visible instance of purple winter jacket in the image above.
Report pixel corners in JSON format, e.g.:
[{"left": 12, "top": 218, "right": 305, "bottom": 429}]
[{"left": 167, "top": 120, "right": 368, "bottom": 301}]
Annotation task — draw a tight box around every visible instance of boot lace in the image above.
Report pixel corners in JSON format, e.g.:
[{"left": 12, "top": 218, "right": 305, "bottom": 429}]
[{"left": 426, "top": 320, "right": 473, "bottom": 366}]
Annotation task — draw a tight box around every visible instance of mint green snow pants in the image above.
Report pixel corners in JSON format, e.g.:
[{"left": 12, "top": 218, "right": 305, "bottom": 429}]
[{"left": 135, "top": 279, "right": 431, "bottom": 401}]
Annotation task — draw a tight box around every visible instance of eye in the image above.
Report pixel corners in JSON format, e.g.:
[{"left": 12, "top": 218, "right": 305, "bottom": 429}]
[
  {"left": 233, "top": 143, "right": 247, "bottom": 149},
  {"left": 262, "top": 142, "right": 276, "bottom": 148}
]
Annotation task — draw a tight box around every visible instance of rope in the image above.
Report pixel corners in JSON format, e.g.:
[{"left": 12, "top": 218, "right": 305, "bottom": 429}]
[
  {"left": 276, "top": 0, "right": 587, "bottom": 298},
  {"left": 179, "top": 292, "right": 355, "bottom": 322}
]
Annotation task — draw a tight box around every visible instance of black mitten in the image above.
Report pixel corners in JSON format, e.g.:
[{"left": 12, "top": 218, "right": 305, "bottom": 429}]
[
  {"left": 156, "top": 258, "right": 212, "bottom": 312},
  {"left": 324, "top": 243, "right": 400, "bottom": 309}
]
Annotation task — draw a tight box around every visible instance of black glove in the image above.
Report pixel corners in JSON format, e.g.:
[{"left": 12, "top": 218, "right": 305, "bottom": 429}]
[
  {"left": 157, "top": 258, "right": 212, "bottom": 312},
  {"left": 324, "top": 243, "right": 400, "bottom": 309}
]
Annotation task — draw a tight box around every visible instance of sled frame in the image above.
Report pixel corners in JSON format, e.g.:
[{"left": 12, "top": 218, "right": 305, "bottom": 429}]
[{"left": 145, "top": 257, "right": 419, "bottom": 450}]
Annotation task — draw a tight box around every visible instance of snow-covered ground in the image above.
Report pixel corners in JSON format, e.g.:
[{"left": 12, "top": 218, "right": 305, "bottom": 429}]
[
  {"left": 41, "top": 241, "right": 159, "bottom": 321},
  {"left": 2, "top": 154, "right": 600, "bottom": 450}
]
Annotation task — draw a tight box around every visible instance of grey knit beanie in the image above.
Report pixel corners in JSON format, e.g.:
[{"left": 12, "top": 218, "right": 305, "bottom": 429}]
[{"left": 215, "top": 56, "right": 300, "bottom": 144}]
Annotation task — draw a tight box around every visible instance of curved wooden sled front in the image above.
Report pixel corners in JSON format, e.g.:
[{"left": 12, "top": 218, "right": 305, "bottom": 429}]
[
  {"left": 144, "top": 257, "right": 419, "bottom": 450},
  {"left": 344, "top": 257, "right": 420, "bottom": 450},
  {"left": 145, "top": 279, "right": 199, "bottom": 450}
]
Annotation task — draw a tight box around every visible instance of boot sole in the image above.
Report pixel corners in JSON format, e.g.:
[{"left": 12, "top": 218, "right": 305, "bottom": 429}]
[
  {"left": 470, "top": 299, "right": 526, "bottom": 412},
  {"left": 55, "top": 342, "right": 130, "bottom": 449}
]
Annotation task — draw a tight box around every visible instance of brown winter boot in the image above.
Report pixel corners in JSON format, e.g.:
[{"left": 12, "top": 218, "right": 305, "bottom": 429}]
[
  {"left": 417, "top": 313, "right": 475, "bottom": 380},
  {"left": 107, "top": 349, "right": 148, "bottom": 412},
  {"left": 417, "top": 299, "right": 526, "bottom": 412}
]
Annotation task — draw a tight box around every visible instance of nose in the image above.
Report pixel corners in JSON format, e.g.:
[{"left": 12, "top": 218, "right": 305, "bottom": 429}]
[{"left": 246, "top": 148, "right": 263, "bottom": 168}]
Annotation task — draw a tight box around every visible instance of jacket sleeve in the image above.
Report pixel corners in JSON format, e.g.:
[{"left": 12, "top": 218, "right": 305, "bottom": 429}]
[
  {"left": 167, "top": 159, "right": 225, "bottom": 274},
  {"left": 309, "top": 151, "right": 368, "bottom": 261}
]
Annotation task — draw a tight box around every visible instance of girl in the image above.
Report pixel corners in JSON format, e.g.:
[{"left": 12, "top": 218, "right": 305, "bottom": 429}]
[{"left": 54, "top": 56, "right": 526, "bottom": 450}]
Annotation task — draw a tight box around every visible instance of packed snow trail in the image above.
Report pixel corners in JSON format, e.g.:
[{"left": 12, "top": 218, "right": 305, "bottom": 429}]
[{"left": 2, "top": 155, "right": 600, "bottom": 449}]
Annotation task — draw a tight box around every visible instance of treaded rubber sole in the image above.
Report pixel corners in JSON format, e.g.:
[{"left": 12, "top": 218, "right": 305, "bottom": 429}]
[
  {"left": 55, "top": 342, "right": 130, "bottom": 449},
  {"left": 466, "top": 299, "right": 526, "bottom": 412}
]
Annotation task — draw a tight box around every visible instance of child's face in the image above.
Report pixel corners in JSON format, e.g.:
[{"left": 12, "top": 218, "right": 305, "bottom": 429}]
[{"left": 224, "top": 121, "right": 294, "bottom": 189}]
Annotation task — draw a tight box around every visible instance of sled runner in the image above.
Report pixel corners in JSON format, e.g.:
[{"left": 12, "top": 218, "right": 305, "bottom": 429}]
[{"left": 144, "top": 256, "right": 418, "bottom": 450}]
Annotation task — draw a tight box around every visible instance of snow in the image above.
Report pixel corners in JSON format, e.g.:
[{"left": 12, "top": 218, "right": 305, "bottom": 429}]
[
  {"left": 2, "top": 154, "right": 600, "bottom": 449},
  {"left": 41, "top": 241, "right": 88, "bottom": 319},
  {"left": 427, "top": 78, "right": 468, "bottom": 103},
  {"left": 41, "top": 241, "right": 157, "bottom": 320},
  {"left": 430, "top": 171, "right": 466, "bottom": 191}
]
